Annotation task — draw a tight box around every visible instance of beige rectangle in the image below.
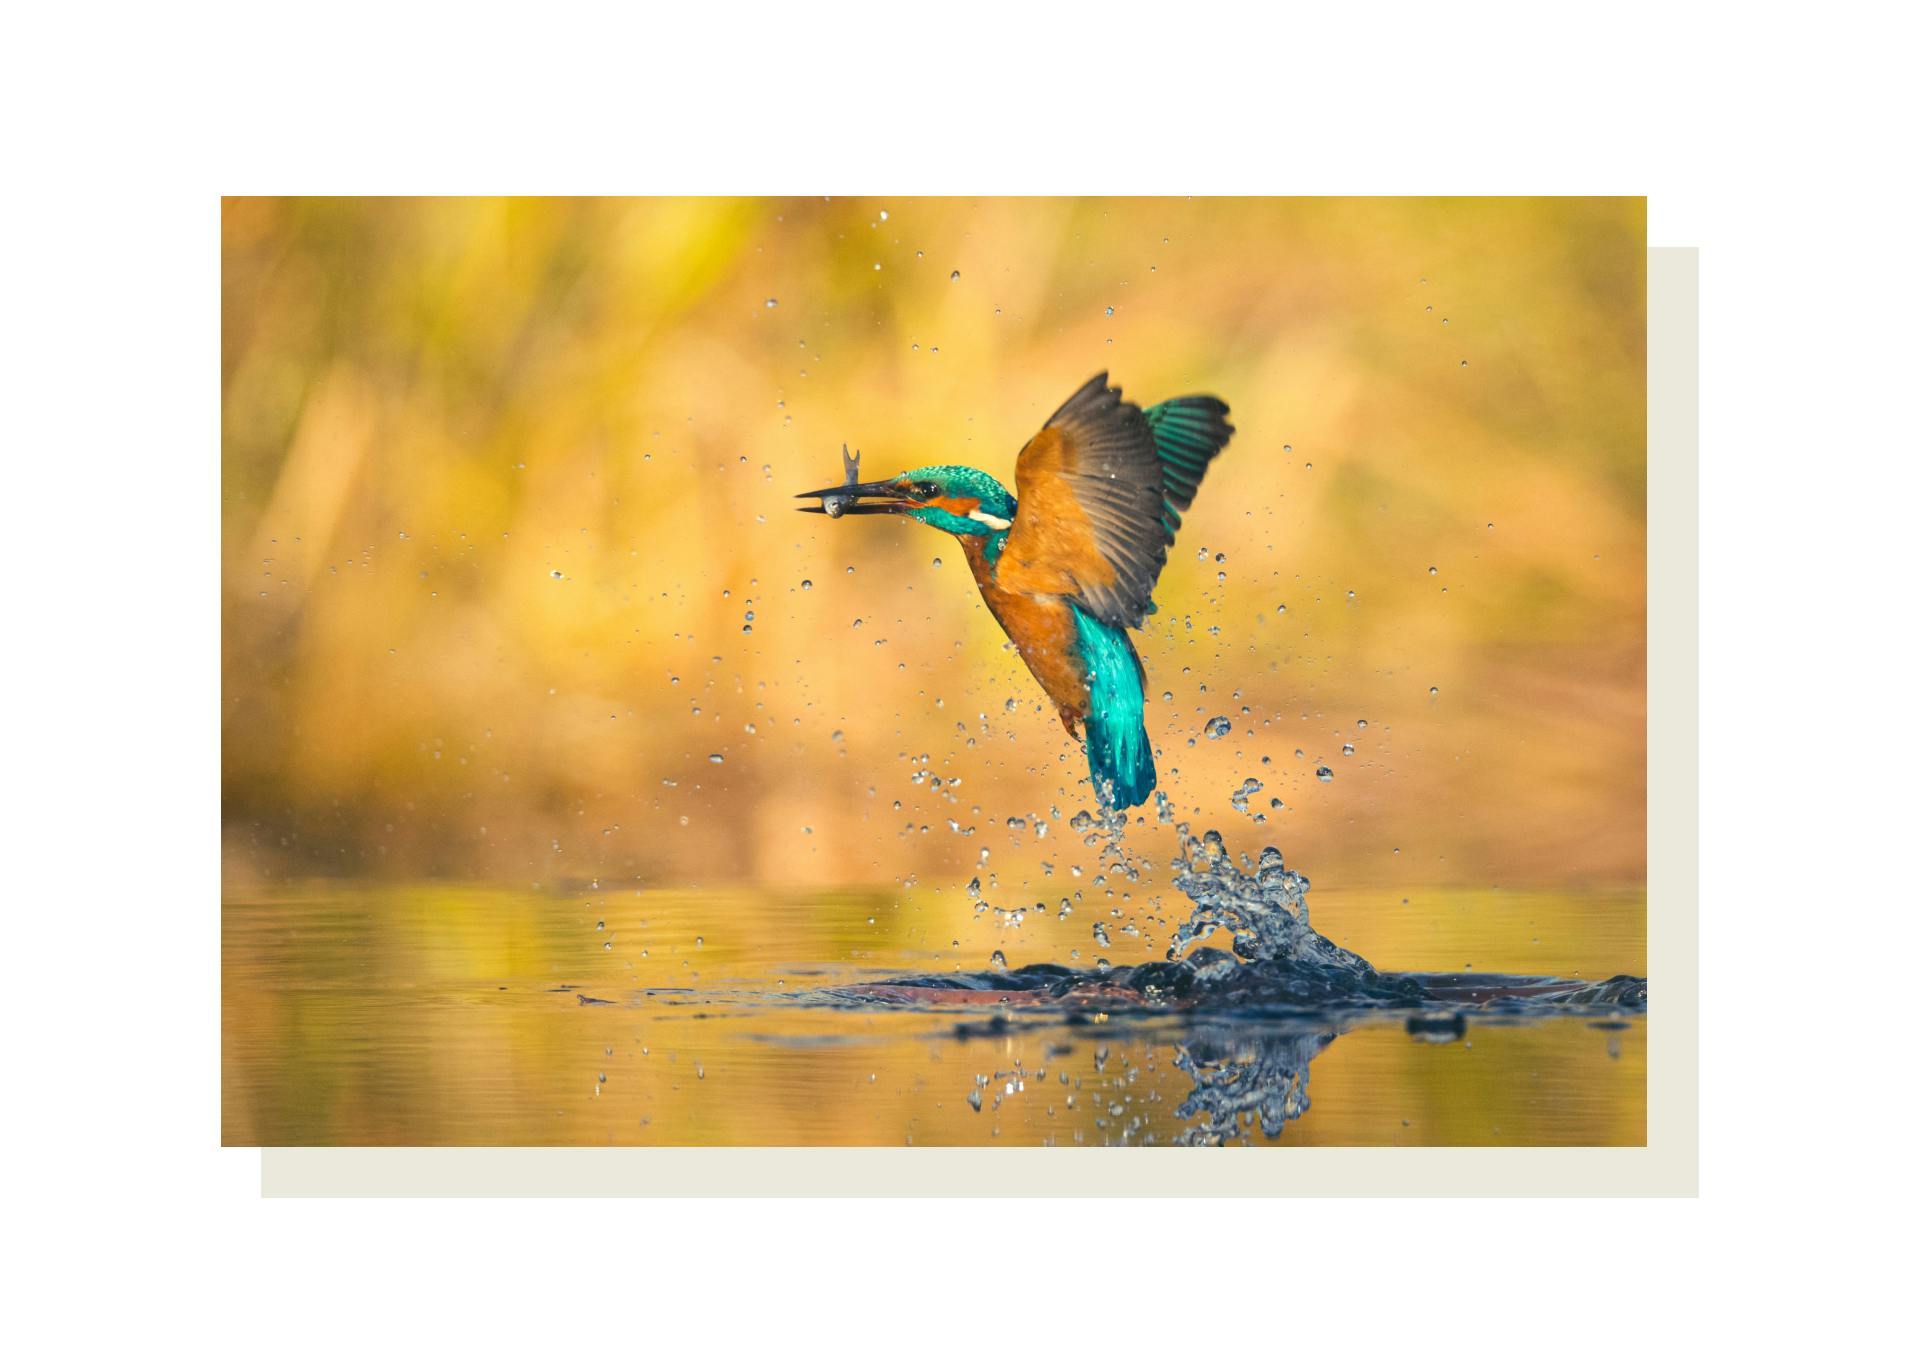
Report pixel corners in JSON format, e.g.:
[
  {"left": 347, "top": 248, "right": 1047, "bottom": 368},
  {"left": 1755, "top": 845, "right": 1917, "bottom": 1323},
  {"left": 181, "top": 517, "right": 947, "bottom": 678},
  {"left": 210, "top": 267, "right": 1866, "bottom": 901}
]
[{"left": 261, "top": 245, "right": 1697, "bottom": 1198}]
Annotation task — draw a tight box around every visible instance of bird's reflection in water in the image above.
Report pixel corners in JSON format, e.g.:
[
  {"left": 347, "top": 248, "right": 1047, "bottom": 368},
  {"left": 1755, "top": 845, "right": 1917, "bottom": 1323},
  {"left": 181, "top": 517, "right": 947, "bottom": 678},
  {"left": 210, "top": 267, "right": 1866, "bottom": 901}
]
[
  {"left": 945, "top": 1011, "right": 1352, "bottom": 1145},
  {"left": 1172, "top": 1025, "right": 1339, "bottom": 1145}
]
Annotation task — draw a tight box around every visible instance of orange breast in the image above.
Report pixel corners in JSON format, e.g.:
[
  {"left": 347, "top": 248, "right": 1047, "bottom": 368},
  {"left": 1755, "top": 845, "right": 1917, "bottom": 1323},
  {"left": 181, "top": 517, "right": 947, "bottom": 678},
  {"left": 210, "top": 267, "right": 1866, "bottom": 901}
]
[{"left": 960, "top": 534, "right": 1089, "bottom": 722}]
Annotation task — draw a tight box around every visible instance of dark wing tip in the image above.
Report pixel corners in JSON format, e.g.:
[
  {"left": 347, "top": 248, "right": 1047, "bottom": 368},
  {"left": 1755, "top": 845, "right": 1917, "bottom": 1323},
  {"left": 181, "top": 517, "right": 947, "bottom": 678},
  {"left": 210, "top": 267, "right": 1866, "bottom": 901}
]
[{"left": 1049, "top": 371, "right": 1131, "bottom": 428}]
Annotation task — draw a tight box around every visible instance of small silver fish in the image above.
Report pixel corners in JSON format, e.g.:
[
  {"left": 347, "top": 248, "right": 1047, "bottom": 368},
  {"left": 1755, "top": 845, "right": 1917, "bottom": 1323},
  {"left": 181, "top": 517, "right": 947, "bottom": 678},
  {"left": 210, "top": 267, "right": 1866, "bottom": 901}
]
[{"left": 821, "top": 444, "right": 860, "bottom": 518}]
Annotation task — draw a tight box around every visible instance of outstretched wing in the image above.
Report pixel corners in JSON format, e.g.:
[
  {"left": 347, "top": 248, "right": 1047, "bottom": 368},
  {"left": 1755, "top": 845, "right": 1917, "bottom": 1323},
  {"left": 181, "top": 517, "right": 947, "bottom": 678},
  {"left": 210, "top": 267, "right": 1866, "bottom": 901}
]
[
  {"left": 1144, "top": 395, "right": 1234, "bottom": 543},
  {"left": 997, "top": 373, "right": 1171, "bottom": 629}
]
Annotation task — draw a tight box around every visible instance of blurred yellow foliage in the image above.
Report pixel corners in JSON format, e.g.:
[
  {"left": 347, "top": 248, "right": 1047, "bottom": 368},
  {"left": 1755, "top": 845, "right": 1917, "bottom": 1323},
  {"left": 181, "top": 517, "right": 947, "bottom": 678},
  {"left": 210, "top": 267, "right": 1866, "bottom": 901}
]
[{"left": 222, "top": 197, "right": 1645, "bottom": 894}]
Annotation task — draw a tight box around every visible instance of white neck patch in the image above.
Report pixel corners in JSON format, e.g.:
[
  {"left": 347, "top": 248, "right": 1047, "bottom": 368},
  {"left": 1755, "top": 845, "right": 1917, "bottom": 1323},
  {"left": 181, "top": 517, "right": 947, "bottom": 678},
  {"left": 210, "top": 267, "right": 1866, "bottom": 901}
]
[{"left": 968, "top": 508, "right": 1011, "bottom": 531}]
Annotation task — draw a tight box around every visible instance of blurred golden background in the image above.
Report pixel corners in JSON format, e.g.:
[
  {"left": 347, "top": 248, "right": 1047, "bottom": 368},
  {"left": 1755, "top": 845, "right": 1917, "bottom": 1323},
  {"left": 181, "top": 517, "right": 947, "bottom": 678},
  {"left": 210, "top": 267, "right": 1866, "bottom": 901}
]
[{"left": 221, "top": 197, "right": 1646, "bottom": 897}]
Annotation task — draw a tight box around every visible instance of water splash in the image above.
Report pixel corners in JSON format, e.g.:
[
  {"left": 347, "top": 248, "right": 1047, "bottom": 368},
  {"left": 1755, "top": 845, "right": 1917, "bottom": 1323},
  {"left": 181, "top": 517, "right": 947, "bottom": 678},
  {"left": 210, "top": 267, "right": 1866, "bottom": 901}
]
[
  {"left": 1164, "top": 821, "right": 1369, "bottom": 972},
  {"left": 816, "top": 790, "right": 1641, "bottom": 1018}
]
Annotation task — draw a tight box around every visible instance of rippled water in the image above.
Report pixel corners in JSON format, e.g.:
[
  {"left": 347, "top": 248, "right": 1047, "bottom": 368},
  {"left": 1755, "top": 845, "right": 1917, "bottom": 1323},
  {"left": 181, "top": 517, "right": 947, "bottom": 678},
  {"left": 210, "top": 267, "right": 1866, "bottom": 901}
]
[{"left": 223, "top": 854, "right": 1646, "bottom": 1146}]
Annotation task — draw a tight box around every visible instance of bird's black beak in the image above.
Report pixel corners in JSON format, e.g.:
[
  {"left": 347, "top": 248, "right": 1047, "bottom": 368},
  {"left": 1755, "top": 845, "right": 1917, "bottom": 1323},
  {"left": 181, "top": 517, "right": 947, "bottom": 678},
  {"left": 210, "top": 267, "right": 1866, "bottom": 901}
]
[{"left": 794, "top": 480, "right": 914, "bottom": 516}]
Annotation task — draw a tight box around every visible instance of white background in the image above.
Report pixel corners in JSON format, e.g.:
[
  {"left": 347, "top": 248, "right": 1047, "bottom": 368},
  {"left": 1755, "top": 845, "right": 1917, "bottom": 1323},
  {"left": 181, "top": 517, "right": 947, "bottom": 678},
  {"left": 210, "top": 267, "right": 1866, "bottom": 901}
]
[{"left": 3, "top": 1, "right": 1913, "bottom": 1345}]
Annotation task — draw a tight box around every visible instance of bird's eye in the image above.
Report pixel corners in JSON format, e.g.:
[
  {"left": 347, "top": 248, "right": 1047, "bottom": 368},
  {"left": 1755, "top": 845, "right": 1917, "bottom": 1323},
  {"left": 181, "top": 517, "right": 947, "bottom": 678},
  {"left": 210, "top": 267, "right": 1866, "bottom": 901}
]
[{"left": 912, "top": 481, "right": 939, "bottom": 501}]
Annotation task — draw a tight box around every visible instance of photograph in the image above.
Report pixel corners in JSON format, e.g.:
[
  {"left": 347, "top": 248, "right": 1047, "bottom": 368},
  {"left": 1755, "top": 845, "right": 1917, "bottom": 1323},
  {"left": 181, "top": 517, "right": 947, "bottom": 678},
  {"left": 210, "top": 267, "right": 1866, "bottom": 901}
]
[{"left": 221, "top": 195, "right": 1649, "bottom": 1148}]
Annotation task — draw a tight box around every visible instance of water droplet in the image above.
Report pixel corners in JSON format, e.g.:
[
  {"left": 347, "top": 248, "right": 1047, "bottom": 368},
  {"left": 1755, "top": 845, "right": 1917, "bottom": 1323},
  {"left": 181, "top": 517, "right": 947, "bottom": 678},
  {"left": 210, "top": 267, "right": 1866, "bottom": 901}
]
[
  {"left": 800, "top": 579, "right": 812, "bottom": 590},
  {"left": 990, "top": 950, "right": 1007, "bottom": 970},
  {"left": 1316, "top": 765, "right": 1334, "bottom": 782},
  {"left": 1204, "top": 715, "right": 1231, "bottom": 739},
  {"left": 950, "top": 269, "right": 961, "bottom": 282},
  {"left": 764, "top": 297, "right": 778, "bottom": 308},
  {"left": 1104, "top": 306, "right": 1115, "bottom": 317},
  {"left": 1429, "top": 686, "right": 1440, "bottom": 698},
  {"left": 1428, "top": 565, "right": 1438, "bottom": 576},
  {"left": 708, "top": 753, "right": 725, "bottom": 764},
  {"left": 1342, "top": 743, "right": 1354, "bottom": 757}
]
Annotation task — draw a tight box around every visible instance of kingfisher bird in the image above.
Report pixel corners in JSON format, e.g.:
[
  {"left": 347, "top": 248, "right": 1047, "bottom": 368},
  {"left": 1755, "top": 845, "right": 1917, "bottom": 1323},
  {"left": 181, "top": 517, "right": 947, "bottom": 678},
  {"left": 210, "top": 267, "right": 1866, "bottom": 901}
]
[{"left": 797, "top": 372, "right": 1234, "bottom": 810}]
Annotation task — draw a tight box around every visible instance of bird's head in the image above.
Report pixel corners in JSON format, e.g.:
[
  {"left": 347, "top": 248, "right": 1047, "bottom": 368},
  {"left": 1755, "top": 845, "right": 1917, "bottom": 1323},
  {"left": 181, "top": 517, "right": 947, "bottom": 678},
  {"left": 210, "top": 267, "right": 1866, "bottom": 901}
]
[{"left": 797, "top": 464, "right": 1016, "bottom": 537}]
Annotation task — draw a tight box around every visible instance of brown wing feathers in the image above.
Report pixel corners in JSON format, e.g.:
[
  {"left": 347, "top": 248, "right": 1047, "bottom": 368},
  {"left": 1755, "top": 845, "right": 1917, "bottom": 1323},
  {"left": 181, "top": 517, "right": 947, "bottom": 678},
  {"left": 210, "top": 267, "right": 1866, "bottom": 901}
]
[{"left": 1000, "top": 372, "right": 1174, "bottom": 630}]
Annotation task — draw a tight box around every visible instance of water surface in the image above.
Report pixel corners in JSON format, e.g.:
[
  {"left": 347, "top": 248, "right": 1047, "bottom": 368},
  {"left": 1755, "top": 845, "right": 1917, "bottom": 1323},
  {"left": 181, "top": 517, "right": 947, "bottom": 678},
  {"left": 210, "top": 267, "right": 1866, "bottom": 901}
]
[{"left": 223, "top": 876, "right": 1645, "bottom": 1146}]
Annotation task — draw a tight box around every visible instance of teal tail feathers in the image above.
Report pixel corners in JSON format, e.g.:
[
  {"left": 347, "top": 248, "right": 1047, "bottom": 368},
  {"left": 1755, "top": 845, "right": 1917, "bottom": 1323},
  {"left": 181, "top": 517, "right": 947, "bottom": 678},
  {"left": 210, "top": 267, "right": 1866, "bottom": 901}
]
[
  {"left": 1087, "top": 704, "right": 1156, "bottom": 810},
  {"left": 1071, "top": 606, "right": 1156, "bottom": 809}
]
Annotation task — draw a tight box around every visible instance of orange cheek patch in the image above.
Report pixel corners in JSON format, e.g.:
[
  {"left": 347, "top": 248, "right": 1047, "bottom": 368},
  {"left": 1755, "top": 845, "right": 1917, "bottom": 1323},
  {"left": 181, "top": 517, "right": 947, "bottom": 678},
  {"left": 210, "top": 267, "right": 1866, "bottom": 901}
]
[{"left": 930, "top": 496, "right": 981, "bottom": 517}]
